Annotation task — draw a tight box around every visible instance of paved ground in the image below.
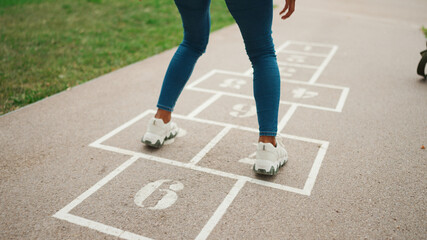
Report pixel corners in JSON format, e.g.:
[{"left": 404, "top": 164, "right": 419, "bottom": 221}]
[{"left": 1, "top": 0, "right": 426, "bottom": 239}]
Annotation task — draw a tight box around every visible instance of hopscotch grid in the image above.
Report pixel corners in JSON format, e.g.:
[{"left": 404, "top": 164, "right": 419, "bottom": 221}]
[
  {"left": 188, "top": 87, "right": 343, "bottom": 112},
  {"left": 185, "top": 69, "right": 348, "bottom": 112},
  {"left": 188, "top": 69, "right": 347, "bottom": 89},
  {"left": 55, "top": 41, "right": 346, "bottom": 240},
  {"left": 90, "top": 142, "right": 311, "bottom": 195},
  {"left": 85, "top": 110, "right": 328, "bottom": 194}
]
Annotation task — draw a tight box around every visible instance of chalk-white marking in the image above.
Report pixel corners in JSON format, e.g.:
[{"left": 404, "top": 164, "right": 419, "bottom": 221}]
[
  {"left": 286, "top": 55, "right": 307, "bottom": 63},
  {"left": 283, "top": 78, "right": 348, "bottom": 90},
  {"left": 185, "top": 69, "right": 347, "bottom": 111},
  {"left": 229, "top": 103, "right": 257, "bottom": 118},
  {"left": 56, "top": 40, "right": 347, "bottom": 240},
  {"left": 177, "top": 128, "right": 187, "bottom": 138},
  {"left": 304, "top": 45, "right": 312, "bottom": 51},
  {"left": 279, "top": 50, "right": 329, "bottom": 57},
  {"left": 89, "top": 110, "right": 154, "bottom": 147},
  {"left": 275, "top": 41, "right": 292, "bottom": 52},
  {"left": 238, "top": 143, "right": 258, "bottom": 165},
  {"left": 288, "top": 41, "right": 337, "bottom": 48},
  {"left": 280, "top": 66, "right": 297, "bottom": 78},
  {"left": 238, "top": 157, "right": 255, "bottom": 165},
  {"left": 303, "top": 142, "right": 329, "bottom": 195},
  {"left": 292, "top": 88, "right": 319, "bottom": 99},
  {"left": 219, "top": 78, "right": 247, "bottom": 89},
  {"left": 277, "top": 61, "right": 319, "bottom": 69},
  {"left": 308, "top": 45, "right": 338, "bottom": 84},
  {"left": 90, "top": 140, "right": 312, "bottom": 195},
  {"left": 134, "top": 179, "right": 184, "bottom": 210},
  {"left": 335, "top": 87, "right": 350, "bottom": 112},
  {"left": 243, "top": 68, "right": 253, "bottom": 76},
  {"left": 187, "top": 93, "right": 222, "bottom": 118},
  {"left": 53, "top": 155, "right": 140, "bottom": 216},
  {"left": 188, "top": 69, "right": 346, "bottom": 89},
  {"left": 195, "top": 179, "right": 246, "bottom": 240},
  {"left": 278, "top": 104, "right": 298, "bottom": 132},
  {"left": 187, "top": 69, "right": 218, "bottom": 89},
  {"left": 189, "top": 126, "right": 232, "bottom": 165},
  {"left": 54, "top": 213, "right": 152, "bottom": 240},
  {"left": 188, "top": 87, "right": 342, "bottom": 112}
]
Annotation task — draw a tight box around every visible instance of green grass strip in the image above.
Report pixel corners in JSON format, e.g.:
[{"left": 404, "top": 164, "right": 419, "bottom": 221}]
[{"left": 0, "top": 0, "right": 235, "bottom": 115}]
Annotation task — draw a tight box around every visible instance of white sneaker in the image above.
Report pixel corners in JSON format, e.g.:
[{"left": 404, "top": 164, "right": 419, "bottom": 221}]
[
  {"left": 141, "top": 117, "right": 179, "bottom": 148},
  {"left": 253, "top": 136, "right": 288, "bottom": 175}
]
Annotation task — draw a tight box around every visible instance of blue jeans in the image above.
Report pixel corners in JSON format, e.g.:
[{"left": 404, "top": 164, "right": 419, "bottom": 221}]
[{"left": 157, "top": 0, "right": 280, "bottom": 137}]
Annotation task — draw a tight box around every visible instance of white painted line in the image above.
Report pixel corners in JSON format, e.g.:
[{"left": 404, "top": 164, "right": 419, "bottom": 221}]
[
  {"left": 54, "top": 213, "right": 152, "bottom": 240},
  {"left": 308, "top": 45, "right": 338, "bottom": 84},
  {"left": 91, "top": 142, "right": 310, "bottom": 195},
  {"left": 243, "top": 68, "right": 252, "bottom": 76},
  {"left": 275, "top": 40, "right": 292, "bottom": 52},
  {"left": 195, "top": 179, "right": 246, "bottom": 240},
  {"left": 278, "top": 133, "right": 327, "bottom": 145},
  {"left": 282, "top": 78, "right": 347, "bottom": 90},
  {"left": 279, "top": 101, "right": 336, "bottom": 112},
  {"left": 279, "top": 50, "right": 329, "bottom": 57},
  {"left": 189, "top": 126, "right": 232, "bottom": 165},
  {"left": 91, "top": 133, "right": 324, "bottom": 196},
  {"left": 278, "top": 104, "right": 298, "bottom": 132},
  {"left": 188, "top": 69, "right": 348, "bottom": 91},
  {"left": 277, "top": 61, "right": 319, "bottom": 69},
  {"left": 288, "top": 41, "right": 337, "bottom": 48},
  {"left": 238, "top": 158, "right": 255, "bottom": 165},
  {"left": 187, "top": 93, "right": 222, "bottom": 118},
  {"left": 188, "top": 87, "right": 340, "bottom": 112},
  {"left": 53, "top": 155, "right": 140, "bottom": 216},
  {"left": 303, "top": 142, "right": 329, "bottom": 196},
  {"left": 335, "top": 87, "right": 350, "bottom": 112},
  {"left": 89, "top": 110, "right": 154, "bottom": 147},
  {"left": 190, "top": 87, "right": 252, "bottom": 100},
  {"left": 174, "top": 113, "right": 329, "bottom": 146},
  {"left": 187, "top": 69, "right": 218, "bottom": 89},
  {"left": 246, "top": 178, "right": 307, "bottom": 195}
]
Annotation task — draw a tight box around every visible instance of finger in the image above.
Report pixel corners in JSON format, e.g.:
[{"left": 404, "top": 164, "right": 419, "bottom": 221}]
[
  {"left": 279, "top": 1, "right": 289, "bottom": 15},
  {"left": 281, "top": 1, "right": 295, "bottom": 19}
]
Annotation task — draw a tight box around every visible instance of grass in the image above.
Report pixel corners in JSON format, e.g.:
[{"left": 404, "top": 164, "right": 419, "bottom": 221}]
[{"left": 0, "top": 0, "right": 235, "bottom": 115}]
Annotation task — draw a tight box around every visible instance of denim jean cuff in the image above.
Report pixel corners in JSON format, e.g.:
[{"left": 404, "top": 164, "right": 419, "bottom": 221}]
[
  {"left": 259, "top": 131, "right": 277, "bottom": 137},
  {"left": 157, "top": 104, "right": 174, "bottom": 112}
]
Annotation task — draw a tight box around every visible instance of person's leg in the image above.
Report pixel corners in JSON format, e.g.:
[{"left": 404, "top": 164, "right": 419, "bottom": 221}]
[
  {"left": 225, "top": 0, "right": 280, "bottom": 146},
  {"left": 155, "top": 0, "right": 211, "bottom": 123}
]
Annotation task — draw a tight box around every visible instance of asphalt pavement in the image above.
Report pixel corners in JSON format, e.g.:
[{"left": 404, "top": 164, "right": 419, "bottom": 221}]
[{"left": 1, "top": 0, "right": 426, "bottom": 239}]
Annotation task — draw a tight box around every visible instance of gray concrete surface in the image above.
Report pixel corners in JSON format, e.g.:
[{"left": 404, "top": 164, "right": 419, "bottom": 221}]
[{"left": 1, "top": 0, "right": 426, "bottom": 239}]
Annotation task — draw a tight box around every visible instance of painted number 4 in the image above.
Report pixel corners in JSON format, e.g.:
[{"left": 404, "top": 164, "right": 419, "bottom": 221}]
[{"left": 134, "top": 179, "right": 184, "bottom": 210}]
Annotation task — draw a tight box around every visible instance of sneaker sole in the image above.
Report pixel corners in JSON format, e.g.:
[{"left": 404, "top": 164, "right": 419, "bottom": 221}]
[
  {"left": 253, "top": 158, "right": 287, "bottom": 176},
  {"left": 141, "top": 131, "right": 178, "bottom": 148}
]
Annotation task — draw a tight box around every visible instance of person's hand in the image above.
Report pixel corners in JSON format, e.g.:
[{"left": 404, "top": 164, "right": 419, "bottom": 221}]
[{"left": 279, "top": 0, "right": 296, "bottom": 20}]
